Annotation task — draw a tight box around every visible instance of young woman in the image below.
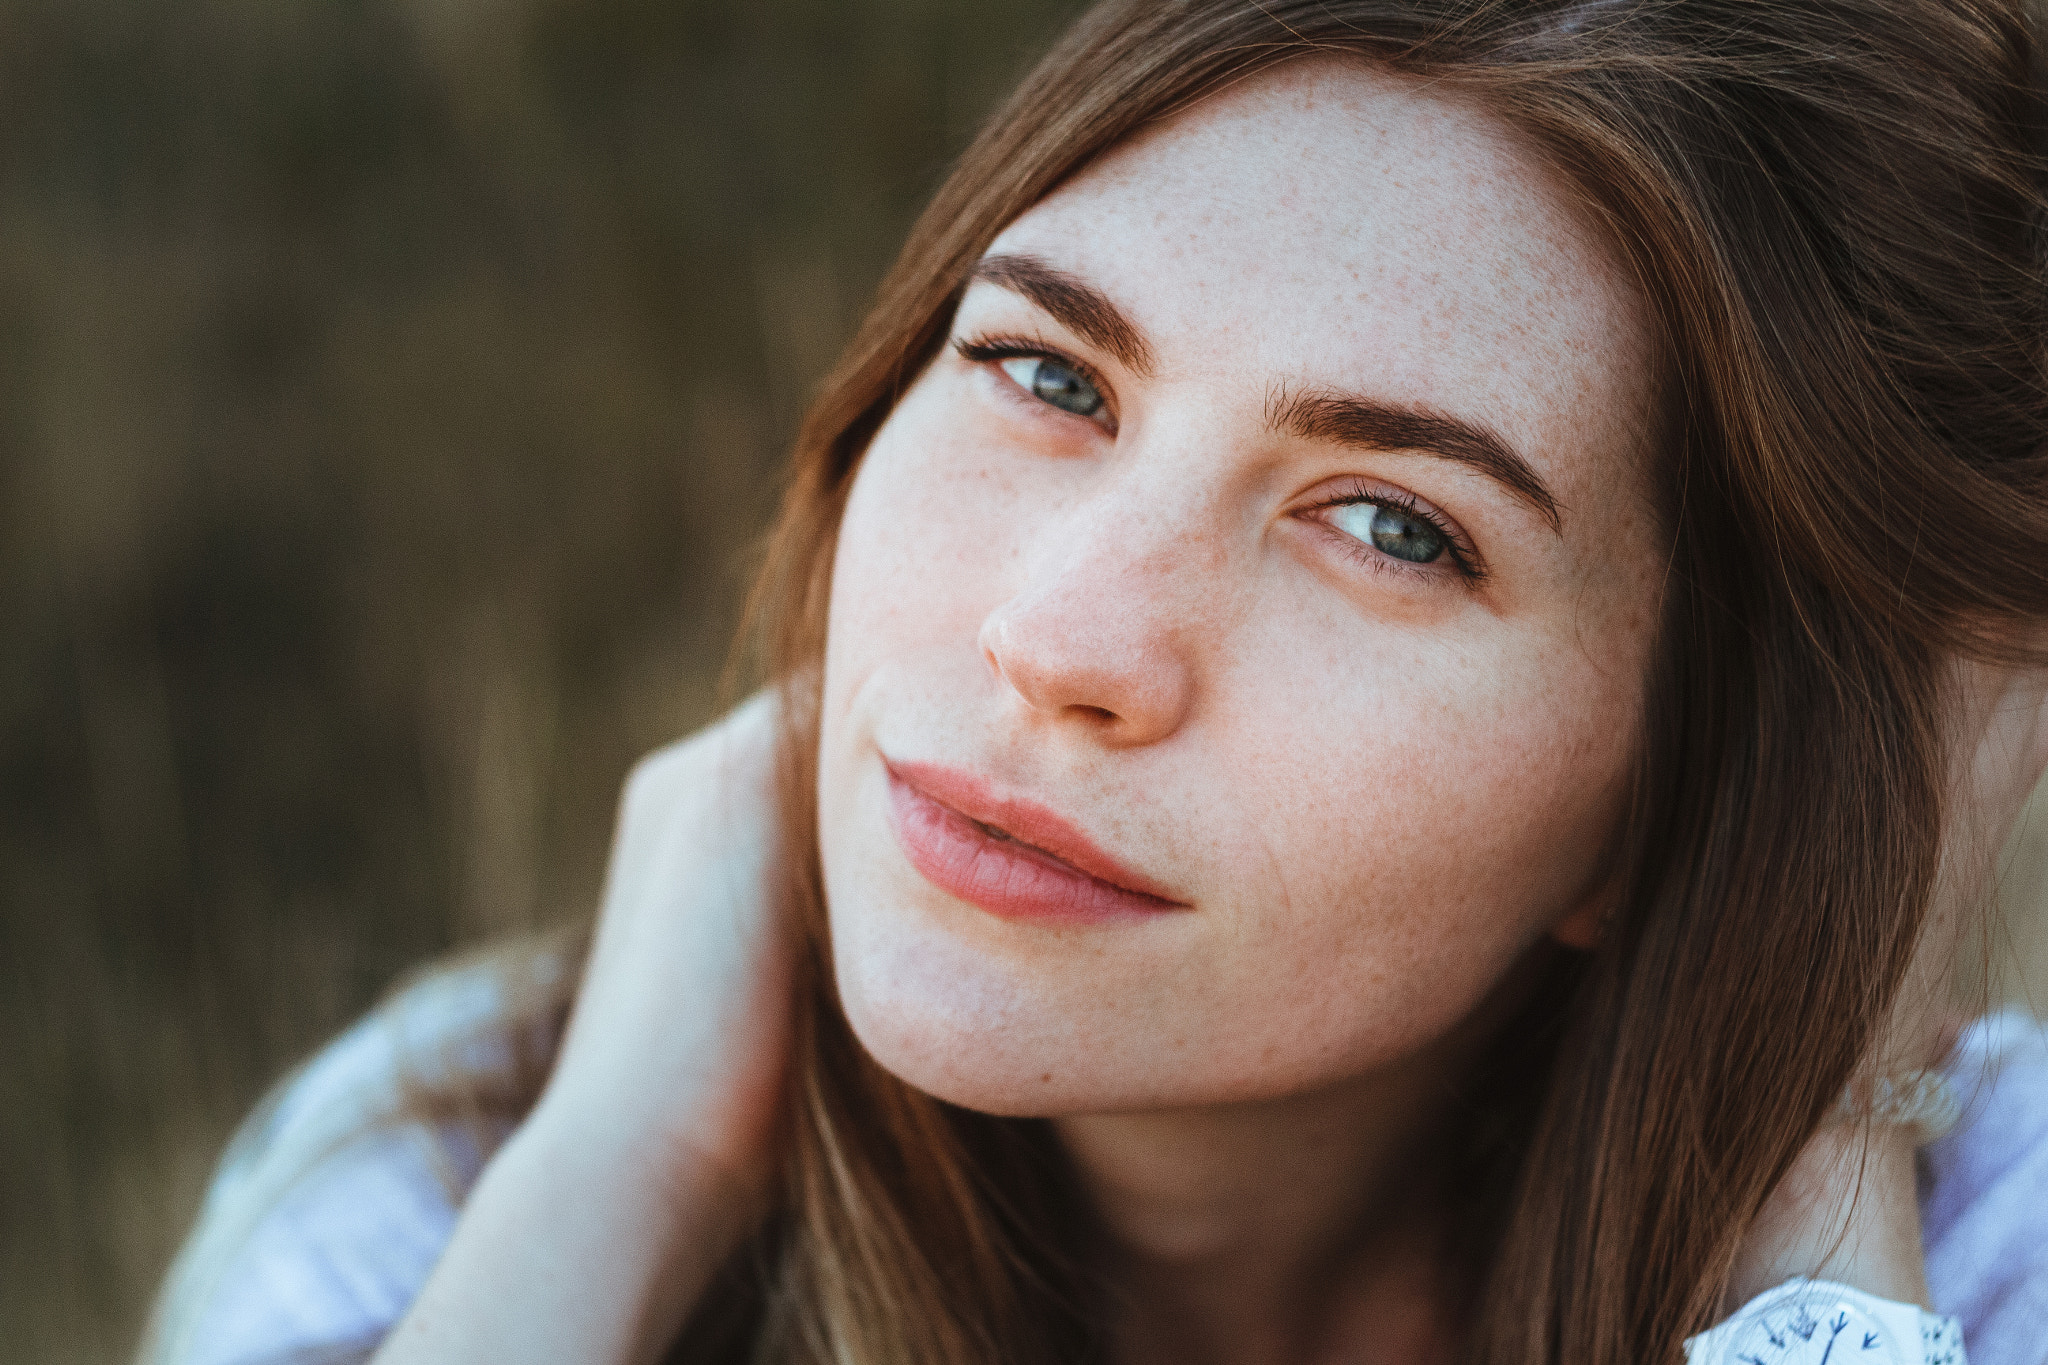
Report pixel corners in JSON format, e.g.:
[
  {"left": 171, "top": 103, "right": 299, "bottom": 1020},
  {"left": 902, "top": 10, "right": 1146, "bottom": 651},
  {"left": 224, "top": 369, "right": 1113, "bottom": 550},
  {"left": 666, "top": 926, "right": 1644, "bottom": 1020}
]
[{"left": 141, "top": 2, "right": 2048, "bottom": 1363}]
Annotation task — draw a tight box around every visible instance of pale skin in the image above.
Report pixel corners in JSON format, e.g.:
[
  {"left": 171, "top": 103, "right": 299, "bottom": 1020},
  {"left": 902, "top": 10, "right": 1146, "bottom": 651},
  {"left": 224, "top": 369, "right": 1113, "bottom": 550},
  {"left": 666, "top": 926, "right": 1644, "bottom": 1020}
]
[{"left": 372, "top": 60, "right": 2048, "bottom": 1365}]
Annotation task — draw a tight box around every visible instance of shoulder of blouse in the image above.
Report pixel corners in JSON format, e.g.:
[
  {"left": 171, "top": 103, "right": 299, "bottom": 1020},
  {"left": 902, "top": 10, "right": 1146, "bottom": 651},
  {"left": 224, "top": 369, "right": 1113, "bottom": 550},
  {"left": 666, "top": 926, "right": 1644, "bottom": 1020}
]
[
  {"left": 1922, "top": 1007, "right": 2048, "bottom": 1365},
  {"left": 138, "top": 996, "right": 2048, "bottom": 1365},
  {"left": 134, "top": 962, "right": 529, "bottom": 1365}
]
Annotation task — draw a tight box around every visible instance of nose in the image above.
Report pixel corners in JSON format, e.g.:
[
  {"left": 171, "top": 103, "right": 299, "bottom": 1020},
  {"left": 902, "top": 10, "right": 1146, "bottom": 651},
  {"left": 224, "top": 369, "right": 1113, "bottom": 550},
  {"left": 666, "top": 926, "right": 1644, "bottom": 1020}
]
[{"left": 977, "top": 509, "right": 1200, "bottom": 747}]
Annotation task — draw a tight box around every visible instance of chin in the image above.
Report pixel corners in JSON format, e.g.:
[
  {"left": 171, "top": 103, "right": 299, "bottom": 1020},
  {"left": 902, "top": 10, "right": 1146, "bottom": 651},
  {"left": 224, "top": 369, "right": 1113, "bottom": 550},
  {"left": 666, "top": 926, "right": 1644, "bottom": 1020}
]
[
  {"left": 824, "top": 916, "right": 1433, "bottom": 1119},
  {"left": 843, "top": 1013, "right": 1074, "bottom": 1118},
  {"left": 825, "top": 933, "right": 1222, "bottom": 1116},
  {"left": 829, "top": 930, "right": 1120, "bottom": 1117},
  {"left": 817, "top": 845, "right": 1219, "bottom": 1115}
]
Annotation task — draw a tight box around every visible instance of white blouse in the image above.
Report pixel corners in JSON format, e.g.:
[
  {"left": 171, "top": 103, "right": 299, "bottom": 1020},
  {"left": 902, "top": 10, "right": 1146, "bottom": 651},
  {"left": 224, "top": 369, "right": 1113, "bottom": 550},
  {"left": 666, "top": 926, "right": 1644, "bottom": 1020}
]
[{"left": 137, "top": 966, "right": 2048, "bottom": 1365}]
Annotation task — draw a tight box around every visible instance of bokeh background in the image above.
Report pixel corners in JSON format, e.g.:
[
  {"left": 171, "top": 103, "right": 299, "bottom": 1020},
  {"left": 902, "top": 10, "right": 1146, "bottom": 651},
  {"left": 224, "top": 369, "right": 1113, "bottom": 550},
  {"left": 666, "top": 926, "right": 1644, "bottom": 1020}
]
[{"left": 1, "top": 2, "right": 2043, "bottom": 1361}]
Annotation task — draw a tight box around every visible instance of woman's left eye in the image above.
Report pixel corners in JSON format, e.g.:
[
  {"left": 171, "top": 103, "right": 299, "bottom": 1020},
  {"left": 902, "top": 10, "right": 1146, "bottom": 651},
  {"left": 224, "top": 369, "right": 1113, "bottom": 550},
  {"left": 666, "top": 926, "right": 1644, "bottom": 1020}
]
[
  {"left": 999, "top": 355, "right": 1104, "bottom": 418},
  {"left": 1327, "top": 501, "right": 1446, "bottom": 565}
]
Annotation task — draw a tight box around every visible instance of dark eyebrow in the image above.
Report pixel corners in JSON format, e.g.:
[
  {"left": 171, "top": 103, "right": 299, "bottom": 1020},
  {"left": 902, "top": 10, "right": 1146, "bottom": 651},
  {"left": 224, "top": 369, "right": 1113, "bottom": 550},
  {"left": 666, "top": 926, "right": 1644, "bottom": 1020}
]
[
  {"left": 970, "top": 253, "right": 1156, "bottom": 375},
  {"left": 1268, "top": 387, "right": 1563, "bottom": 534}
]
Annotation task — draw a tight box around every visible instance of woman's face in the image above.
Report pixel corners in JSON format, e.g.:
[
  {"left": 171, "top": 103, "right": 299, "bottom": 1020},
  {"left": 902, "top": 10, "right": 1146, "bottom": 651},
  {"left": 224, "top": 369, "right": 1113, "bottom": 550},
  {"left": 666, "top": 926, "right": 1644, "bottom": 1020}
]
[{"left": 817, "top": 58, "right": 1665, "bottom": 1116}]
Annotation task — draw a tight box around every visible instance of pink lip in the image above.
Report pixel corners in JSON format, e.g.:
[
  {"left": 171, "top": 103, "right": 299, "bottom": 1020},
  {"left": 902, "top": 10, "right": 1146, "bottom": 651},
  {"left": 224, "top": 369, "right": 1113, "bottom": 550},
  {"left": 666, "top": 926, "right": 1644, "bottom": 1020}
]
[{"left": 884, "top": 759, "right": 1188, "bottom": 922}]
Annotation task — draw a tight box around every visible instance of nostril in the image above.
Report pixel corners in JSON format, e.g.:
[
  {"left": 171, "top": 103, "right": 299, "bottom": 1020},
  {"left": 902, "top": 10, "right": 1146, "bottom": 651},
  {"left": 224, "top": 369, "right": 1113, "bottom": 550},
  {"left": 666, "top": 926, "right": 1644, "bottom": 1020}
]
[{"left": 1074, "top": 704, "right": 1117, "bottom": 723}]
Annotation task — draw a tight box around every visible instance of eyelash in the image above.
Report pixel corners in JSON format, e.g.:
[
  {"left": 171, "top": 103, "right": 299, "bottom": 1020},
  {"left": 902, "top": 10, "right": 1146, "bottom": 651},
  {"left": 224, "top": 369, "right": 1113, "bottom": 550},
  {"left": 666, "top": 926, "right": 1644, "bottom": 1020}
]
[
  {"left": 1306, "top": 480, "right": 1487, "bottom": 584},
  {"left": 954, "top": 333, "right": 1116, "bottom": 428},
  {"left": 956, "top": 332, "right": 1482, "bottom": 586}
]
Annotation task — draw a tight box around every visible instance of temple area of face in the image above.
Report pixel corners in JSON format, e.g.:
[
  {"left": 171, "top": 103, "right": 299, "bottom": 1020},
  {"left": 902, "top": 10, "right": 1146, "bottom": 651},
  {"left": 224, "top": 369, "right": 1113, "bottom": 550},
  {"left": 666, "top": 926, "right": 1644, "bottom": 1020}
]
[{"left": 969, "top": 252, "right": 1565, "bottom": 536}]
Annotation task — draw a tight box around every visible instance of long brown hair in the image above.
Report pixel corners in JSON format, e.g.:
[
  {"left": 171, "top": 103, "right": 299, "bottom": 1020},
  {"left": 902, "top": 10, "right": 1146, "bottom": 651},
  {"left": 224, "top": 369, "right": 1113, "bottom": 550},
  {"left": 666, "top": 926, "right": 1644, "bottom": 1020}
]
[{"left": 422, "top": 3, "right": 2048, "bottom": 1362}]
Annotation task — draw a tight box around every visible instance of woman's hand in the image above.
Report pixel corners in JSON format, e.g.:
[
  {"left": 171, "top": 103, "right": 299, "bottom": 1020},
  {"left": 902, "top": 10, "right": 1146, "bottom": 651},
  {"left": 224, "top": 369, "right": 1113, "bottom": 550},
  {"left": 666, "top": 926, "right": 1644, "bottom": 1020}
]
[
  {"left": 531, "top": 688, "right": 795, "bottom": 1209},
  {"left": 373, "top": 693, "right": 795, "bottom": 1365},
  {"left": 1727, "top": 652, "right": 2048, "bottom": 1313}
]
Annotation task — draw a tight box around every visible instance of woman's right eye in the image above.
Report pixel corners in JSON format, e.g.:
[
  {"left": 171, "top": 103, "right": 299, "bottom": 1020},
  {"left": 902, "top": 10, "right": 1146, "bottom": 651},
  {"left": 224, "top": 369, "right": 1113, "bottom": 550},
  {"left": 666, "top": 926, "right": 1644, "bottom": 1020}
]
[{"left": 999, "top": 355, "right": 1105, "bottom": 418}]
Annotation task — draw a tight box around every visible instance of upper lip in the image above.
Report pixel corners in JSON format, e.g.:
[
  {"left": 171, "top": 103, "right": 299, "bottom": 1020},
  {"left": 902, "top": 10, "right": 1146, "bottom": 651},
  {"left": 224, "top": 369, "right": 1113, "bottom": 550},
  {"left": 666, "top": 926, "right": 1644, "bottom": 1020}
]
[{"left": 884, "top": 758, "right": 1187, "bottom": 905}]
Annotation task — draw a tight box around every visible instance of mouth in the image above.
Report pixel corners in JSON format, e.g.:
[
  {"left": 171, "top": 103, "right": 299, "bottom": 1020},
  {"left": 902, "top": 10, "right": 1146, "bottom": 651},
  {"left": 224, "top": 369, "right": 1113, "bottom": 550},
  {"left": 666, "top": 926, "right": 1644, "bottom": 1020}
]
[{"left": 884, "top": 759, "right": 1189, "bottom": 923}]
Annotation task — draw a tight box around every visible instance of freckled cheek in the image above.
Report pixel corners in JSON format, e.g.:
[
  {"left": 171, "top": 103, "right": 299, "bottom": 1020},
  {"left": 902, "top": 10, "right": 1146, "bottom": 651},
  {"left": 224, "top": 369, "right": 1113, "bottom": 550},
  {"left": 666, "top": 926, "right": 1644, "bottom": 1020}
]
[
  {"left": 1220, "top": 653, "right": 1635, "bottom": 958},
  {"left": 832, "top": 407, "right": 1041, "bottom": 653}
]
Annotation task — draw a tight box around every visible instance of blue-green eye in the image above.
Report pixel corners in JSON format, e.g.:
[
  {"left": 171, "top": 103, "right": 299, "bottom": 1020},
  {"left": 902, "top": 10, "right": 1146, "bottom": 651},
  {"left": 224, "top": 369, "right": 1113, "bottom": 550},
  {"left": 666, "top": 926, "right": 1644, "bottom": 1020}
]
[
  {"left": 999, "top": 355, "right": 1104, "bottom": 418},
  {"left": 1327, "top": 501, "right": 1446, "bottom": 564}
]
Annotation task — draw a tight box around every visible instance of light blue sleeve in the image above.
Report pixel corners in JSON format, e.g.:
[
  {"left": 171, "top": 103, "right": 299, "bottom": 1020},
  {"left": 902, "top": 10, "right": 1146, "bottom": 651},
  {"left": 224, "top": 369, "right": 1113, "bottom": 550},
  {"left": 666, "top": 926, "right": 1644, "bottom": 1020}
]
[
  {"left": 1922, "top": 1009, "right": 2048, "bottom": 1365},
  {"left": 183, "top": 1126, "right": 466, "bottom": 1365},
  {"left": 142, "top": 967, "right": 520, "bottom": 1365}
]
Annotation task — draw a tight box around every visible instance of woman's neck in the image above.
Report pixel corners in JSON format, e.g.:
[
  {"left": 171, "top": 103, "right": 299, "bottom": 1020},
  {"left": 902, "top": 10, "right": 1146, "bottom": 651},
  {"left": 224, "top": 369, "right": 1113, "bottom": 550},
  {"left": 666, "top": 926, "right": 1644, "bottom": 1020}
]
[{"left": 1056, "top": 1044, "right": 1472, "bottom": 1365}]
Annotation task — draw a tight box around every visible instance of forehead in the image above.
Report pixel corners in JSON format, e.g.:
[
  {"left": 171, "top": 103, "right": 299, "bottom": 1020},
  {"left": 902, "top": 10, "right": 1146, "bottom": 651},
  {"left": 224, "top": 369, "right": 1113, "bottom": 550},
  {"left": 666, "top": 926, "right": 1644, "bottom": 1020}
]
[{"left": 986, "top": 57, "right": 1657, "bottom": 497}]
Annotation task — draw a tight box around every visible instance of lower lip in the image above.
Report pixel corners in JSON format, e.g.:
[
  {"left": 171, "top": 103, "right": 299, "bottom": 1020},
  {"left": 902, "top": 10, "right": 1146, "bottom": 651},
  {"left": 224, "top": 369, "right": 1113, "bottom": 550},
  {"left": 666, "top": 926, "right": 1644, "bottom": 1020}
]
[{"left": 886, "top": 770, "right": 1185, "bottom": 924}]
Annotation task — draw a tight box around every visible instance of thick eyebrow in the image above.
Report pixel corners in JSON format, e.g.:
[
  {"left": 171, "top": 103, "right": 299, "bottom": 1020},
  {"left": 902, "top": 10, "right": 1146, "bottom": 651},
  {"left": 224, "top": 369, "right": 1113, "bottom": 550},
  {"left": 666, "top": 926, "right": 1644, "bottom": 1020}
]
[
  {"left": 1268, "top": 386, "right": 1564, "bottom": 534},
  {"left": 969, "top": 253, "right": 1156, "bottom": 375}
]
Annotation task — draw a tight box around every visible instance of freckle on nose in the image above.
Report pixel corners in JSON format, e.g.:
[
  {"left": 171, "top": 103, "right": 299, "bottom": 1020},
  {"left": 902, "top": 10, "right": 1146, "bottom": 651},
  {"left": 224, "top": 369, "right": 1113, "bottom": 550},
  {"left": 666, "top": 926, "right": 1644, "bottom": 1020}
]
[{"left": 1041, "top": 1072, "right": 1053, "bottom": 1083}]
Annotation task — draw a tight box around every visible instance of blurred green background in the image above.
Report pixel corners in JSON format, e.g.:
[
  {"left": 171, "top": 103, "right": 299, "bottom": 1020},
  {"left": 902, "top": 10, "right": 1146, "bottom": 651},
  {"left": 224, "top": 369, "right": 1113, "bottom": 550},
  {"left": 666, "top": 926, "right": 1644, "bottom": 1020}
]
[
  {"left": 3, "top": 3, "right": 2045, "bottom": 1362},
  {"left": 0, "top": 0, "right": 1084, "bottom": 1357}
]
